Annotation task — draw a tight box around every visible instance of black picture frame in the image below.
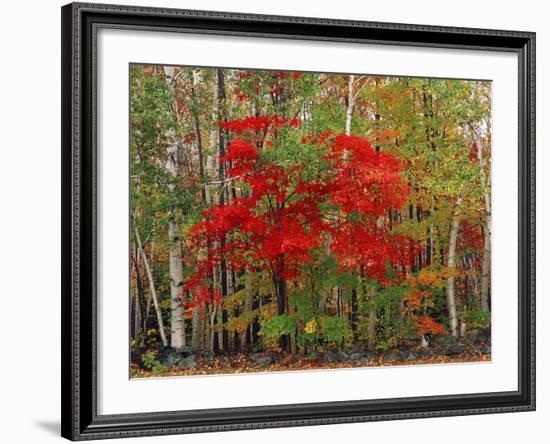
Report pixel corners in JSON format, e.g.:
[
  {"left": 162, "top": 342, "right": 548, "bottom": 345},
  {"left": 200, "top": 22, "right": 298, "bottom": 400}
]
[{"left": 61, "top": 2, "right": 536, "bottom": 440}]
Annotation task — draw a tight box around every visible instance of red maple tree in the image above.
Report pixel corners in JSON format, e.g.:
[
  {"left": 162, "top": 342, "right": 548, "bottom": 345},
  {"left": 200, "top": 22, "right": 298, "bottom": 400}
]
[{"left": 184, "top": 116, "right": 416, "bottom": 314}]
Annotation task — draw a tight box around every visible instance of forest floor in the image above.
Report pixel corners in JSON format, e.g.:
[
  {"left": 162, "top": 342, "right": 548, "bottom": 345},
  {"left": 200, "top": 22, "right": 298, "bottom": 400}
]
[{"left": 130, "top": 339, "right": 491, "bottom": 378}]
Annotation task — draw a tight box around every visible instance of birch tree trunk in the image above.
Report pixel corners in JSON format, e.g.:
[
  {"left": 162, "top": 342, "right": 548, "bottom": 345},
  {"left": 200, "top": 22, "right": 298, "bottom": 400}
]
[
  {"left": 168, "top": 219, "right": 186, "bottom": 350},
  {"left": 446, "top": 197, "right": 463, "bottom": 338},
  {"left": 133, "top": 223, "right": 168, "bottom": 347},
  {"left": 191, "top": 305, "right": 203, "bottom": 351},
  {"left": 345, "top": 75, "right": 355, "bottom": 137},
  {"left": 480, "top": 192, "right": 491, "bottom": 311},
  {"left": 131, "top": 242, "right": 143, "bottom": 339},
  {"left": 478, "top": 139, "right": 491, "bottom": 312},
  {"left": 209, "top": 304, "right": 217, "bottom": 353},
  {"left": 145, "top": 241, "right": 154, "bottom": 331},
  {"left": 163, "top": 66, "right": 186, "bottom": 350}
]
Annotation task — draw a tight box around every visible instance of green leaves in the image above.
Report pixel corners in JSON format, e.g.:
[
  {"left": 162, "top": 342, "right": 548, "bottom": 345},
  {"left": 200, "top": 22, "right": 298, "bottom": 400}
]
[
  {"left": 258, "top": 314, "right": 297, "bottom": 347},
  {"left": 318, "top": 316, "right": 352, "bottom": 344},
  {"left": 461, "top": 309, "right": 491, "bottom": 329},
  {"left": 142, "top": 351, "right": 167, "bottom": 373}
]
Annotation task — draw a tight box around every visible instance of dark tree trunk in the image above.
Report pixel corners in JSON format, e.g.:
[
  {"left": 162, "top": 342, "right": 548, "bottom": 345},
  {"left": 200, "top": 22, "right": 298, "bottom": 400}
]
[
  {"left": 274, "top": 272, "right": 289, "bottom": 351},
  {"left": 231, "top": 269, "right": 240, "bottom": 352},
  {"left": 350, "top": 288, "right": 358, "bottom": 341},
  {"left": 251, "top": 295, "right": 260, "bottom": 345},
  {"left": 220, "top": 258, "right": 229, "bottom": 351},
  {"left": 216, "top": 68, "right": 230, "bottom": 352},
  {"left": 212, "top": 313, "right": 220, "bottom": 352},
  {"left": 132, "top": 248, "right": 146, "bottom": 339}
]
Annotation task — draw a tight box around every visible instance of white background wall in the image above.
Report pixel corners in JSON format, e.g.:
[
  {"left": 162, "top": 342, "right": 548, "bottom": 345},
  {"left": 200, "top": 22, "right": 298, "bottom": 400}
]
[{"left": 0, "top": 0, "right": 545, "bottom": 442}]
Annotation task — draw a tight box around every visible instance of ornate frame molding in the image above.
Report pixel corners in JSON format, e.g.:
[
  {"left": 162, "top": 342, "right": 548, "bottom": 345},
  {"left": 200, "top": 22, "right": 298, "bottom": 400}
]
[{"left": 61, "top": 3, "right": 535, "bottom": 440}]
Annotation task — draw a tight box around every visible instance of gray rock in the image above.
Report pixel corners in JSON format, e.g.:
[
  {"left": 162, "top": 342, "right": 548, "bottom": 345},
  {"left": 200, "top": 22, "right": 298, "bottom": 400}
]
[
  {"left": 417, "top": 348, "right": 433, "bottom": 358},
  {"left": 431, "top": 334, "right": 457, "bottom": 346},
  {"left": 482, "top": 345, "right": 491, "bottom": 355},
  {"left": 476, "top": 328, "right": 491, "bottom": 343},
  {"left": 160, "top": 350, "right": 184, "bottom": 367},
  {"left": 176, "top": 345, "right": 194, "bottom": 357},
  {"left": 355, "top": 357, "right": 369, "bottom": 366},
  {"left": 131, "top": 348, "right": 146, "bottom": 367},
  {"left": 404, "top": 352, "right": 418, "bottom": 361},
  {"left": 178, "top": 356, "right": 197, "bottom": 368},
  {"left": 349, "top": 352, "right": 366, "bottom": 361},
  {"left": 250, "top": 352, "right": 274, "bottom": 366},
  {"left": 326, "top": 350, "right": 348, "bottom": 362},
  {"left": 203, "top": 351, "right": 215, "bottom": 361},
  {"left": 336, "top": 351, "right": 349, "bottom": 361},
  {"left": 383, "top": 351, "right": 400, "bottom": 361},
  {"left": 440, "top": 344, "right": 466, "bottom": 356}
]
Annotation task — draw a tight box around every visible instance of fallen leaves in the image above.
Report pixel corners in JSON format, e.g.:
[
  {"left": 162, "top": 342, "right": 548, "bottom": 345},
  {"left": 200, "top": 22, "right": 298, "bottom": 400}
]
[{"left": 130, "top": 351, "right": 491, "bottom": 379}]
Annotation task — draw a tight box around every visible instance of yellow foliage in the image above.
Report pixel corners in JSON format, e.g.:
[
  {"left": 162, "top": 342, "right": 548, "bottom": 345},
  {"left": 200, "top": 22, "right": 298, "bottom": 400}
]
[
  {"left": 259, "top": 302, "right": 277, "bottom": 321},
  {"left": 304, "top": 319, "right": 317, "bottom": 334},
  {"left": 408, "top": 269, "right": 452, "bottom": 290},
  {"left": 439, "top": 267, "right": 460, "bottom": 280},
  {"left": 224, "top": 310, "right": 258, "bottom": 334}
]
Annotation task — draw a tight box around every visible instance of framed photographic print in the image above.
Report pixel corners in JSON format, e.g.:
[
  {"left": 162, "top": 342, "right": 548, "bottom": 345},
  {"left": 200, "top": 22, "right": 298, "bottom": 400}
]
[{"left": 61, "top": 2, "right": 536, "bottom": 440}]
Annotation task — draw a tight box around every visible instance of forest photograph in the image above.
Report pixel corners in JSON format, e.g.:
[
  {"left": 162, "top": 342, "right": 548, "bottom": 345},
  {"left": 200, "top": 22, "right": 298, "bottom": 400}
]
[{"left": 129, "top": 64, "right": 492, "bottom": 378}]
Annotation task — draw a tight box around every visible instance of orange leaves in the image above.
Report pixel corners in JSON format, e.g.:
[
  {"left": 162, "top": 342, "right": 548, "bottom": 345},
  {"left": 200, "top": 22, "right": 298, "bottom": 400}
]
[
  {"left": 403, "top": 290, "right": 431, "bottom": 310},
  {"left": 403, "top": 269, "right": 451, "bottom": 338},
  {"left": 407, "top": 268, "right": 458, "bottom": 290},
  {"left": 370, "top": 128, "right": 400, "bottom": 144},
  {"left": 417, "top": 270, "right": 440, "bottom": 287},
  {"left": 414, "top": 315, "right": 447, "bottom": 336}
]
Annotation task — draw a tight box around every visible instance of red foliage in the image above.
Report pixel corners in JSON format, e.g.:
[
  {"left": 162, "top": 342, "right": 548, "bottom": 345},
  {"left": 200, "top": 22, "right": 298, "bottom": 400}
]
[
  {"left": 468, "top": 142, "right": 479, "bottom": 162},
  {"left": 276, "top": 71, "right": 302, "bottom": 79},
  {"left": 220, "top": 139, "right": 258, "bottom": 177},
  {"left": 329, "top": 223, "right": 416, "bottom": 280},
  {"left": 186, "top": 285, "right": 222, "bottom": 309},
  {"left": 186, "top": 116, "right": 415, "bottom": 305},
  {"left": 233, "top": 87, "right": 249, "bottom": 102},
  {"left": 458, "top": 220, "right": 484, "bottom": 252},
  {"left": 326, "top": 134, "right": 409, "bottom": 216},
  {"left": 238, "top": 71, "right": 252, "bottom": 79},
  {"left": 189, "top": 183, "right": 324, "bottom": 282},
  {"left": 301, "top": 130, "right": 334, "bottom": 145}
]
